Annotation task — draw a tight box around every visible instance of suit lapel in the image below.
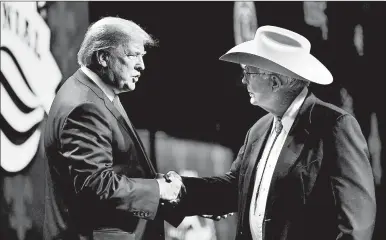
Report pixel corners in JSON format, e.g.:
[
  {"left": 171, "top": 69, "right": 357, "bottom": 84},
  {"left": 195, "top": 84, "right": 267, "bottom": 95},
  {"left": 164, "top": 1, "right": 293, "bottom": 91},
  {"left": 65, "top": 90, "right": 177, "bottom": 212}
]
[
  {"left": 266, "top": 92, "right": 316, "bottom": 214},
  {"left": 271, "top": 93, "right": 315, "bottom": 181},
  {"left": 270, "top": 120, "right": 309, "bottom": 182},
  {"left": 104, "top": 96, "right": 157, "bottom": 176},
  {"left": 239, "top": 115, "right": 273, "bottom": 227},
  {"left": 242, "top": 115, "right": 273, "bottom": 193},
  {"left": 75, "top": 69, "right": 156, "bottom": 176}
]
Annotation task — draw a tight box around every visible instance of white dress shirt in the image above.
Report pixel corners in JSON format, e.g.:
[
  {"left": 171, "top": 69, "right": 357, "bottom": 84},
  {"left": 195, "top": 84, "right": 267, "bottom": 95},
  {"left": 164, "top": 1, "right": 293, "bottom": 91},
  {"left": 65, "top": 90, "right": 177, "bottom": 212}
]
[
  {"left": 81, "top": 66, "right": 115, "bottom": 102},
  {"left": 249, "top": 87, "right": 308, "bottom": 240}
]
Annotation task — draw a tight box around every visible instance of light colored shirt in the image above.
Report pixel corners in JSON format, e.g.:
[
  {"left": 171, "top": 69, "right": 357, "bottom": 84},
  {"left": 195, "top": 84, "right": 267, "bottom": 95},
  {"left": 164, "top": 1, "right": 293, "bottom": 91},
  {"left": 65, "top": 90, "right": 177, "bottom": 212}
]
[
  {"left": 81, "top": 66, "right": 115, "bottom": 102},
  {"left": 249, "top": 87, "right": 308, "bottom": 240}
]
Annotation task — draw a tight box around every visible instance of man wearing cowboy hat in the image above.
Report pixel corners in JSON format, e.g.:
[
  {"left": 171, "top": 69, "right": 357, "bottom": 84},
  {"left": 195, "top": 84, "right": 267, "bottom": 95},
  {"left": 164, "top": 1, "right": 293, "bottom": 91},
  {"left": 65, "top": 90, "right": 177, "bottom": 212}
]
[{"left": 176, "top": 26, "right": 376, "bottom": 240}]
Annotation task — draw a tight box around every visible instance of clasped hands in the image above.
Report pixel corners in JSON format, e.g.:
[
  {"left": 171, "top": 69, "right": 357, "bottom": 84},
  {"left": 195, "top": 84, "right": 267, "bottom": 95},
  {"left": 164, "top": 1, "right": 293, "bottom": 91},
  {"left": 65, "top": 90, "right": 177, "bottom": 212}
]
[
  {"left": 156, "top": 171, "right": 233, "bottom": 221},
  {"left": 156, "top": 171, "right": 186, "bottom": 205}
]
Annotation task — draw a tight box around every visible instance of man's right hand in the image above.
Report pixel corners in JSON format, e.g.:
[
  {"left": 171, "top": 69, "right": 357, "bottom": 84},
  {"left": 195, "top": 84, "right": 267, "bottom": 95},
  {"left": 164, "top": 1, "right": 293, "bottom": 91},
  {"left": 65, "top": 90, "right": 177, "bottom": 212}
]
[{"left": 156, "top": 171, "right": 184, "bottom": 201}]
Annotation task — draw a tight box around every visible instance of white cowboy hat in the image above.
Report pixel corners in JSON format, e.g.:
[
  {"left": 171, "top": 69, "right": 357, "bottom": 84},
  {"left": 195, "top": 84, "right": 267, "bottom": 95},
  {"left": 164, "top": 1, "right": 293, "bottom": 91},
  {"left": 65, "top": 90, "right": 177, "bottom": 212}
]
[{"left": 219, "top": 25, "right": 333, "bottom": 85}]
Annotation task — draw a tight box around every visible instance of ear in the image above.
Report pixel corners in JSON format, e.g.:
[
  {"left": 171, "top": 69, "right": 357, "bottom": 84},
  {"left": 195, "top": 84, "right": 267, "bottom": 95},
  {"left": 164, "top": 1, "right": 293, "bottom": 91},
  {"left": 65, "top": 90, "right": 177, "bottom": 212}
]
[
  {"left": 96, "top": 50, "right": 109, "bottom": 68},
  {"left": 271, "top": 74, "right": 283, "bottom": 92}
]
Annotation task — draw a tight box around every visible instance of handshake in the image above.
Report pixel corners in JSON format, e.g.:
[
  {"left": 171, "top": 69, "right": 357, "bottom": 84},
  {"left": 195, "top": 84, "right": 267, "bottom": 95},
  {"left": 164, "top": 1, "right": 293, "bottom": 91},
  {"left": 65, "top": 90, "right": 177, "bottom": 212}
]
[
  {"left": 156, "top": 171, "right": 186, "bottom": 205},
  {"left": 156, "top": 171, "right": 234, "bottom": 221}
]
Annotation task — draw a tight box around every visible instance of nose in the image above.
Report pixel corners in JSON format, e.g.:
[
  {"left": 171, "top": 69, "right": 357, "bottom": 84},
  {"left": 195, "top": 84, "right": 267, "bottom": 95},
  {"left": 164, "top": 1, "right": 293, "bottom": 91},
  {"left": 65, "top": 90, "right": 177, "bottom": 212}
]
[
  {"left": 136, "top": 55, "right": 145, "bottom": 71},
  {"left": 242, "top": 75, "right": 248, "bottom": 85}
]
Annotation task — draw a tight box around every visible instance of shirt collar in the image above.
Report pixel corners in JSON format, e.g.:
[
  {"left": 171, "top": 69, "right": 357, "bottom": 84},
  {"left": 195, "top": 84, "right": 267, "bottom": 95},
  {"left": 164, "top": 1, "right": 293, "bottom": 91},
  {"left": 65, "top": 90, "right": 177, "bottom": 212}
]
[
  {"left": 272, "top": 87, "right": 308, "bottom": 134},
  {"left": 81, "top": 66, "right": 116, "bottom": 102}
]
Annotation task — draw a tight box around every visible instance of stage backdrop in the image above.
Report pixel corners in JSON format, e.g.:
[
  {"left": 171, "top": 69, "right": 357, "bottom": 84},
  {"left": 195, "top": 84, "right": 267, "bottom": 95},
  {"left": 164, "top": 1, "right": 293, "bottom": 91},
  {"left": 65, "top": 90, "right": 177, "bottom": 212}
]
[{"left": 1, "top": 2, "right": 88, "bottom": 240}]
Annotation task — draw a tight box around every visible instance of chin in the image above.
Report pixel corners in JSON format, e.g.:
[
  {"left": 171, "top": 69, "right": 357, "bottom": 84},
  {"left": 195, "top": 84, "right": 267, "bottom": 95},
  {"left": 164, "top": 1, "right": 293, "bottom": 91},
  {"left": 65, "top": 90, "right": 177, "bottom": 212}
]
[
  {"left": 120, "top": 82, "right": 136, "bottom": 92},
  {"left": 250, "top": 98, "right": 258, "bottom": 105},
  {"left": 128, "top": 84, "right": 136, "bottom": 91}
]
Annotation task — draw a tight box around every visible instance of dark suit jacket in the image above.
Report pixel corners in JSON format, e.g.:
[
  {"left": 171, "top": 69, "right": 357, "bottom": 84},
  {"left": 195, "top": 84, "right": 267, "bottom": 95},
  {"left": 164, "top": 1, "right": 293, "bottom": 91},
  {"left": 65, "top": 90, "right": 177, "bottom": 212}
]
[
  {"left": 43, "top": 69, "right": 182, "bottom": 240},
  {"left": 180, "top": 91, "right": 376, "bottom": 240}
]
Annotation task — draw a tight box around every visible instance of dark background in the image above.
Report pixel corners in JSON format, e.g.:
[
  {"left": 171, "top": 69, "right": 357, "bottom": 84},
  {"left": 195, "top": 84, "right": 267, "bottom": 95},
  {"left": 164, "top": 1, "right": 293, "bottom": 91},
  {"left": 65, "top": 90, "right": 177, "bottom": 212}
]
[
  {"left": 89, "top": 1, "right": 385, "bottom": 156},
  {"left": 1, "top": 2, "right": 385, "bottom": 240},
  {"left": 89, "top": 2, "right": 385, "bottom": 240}
]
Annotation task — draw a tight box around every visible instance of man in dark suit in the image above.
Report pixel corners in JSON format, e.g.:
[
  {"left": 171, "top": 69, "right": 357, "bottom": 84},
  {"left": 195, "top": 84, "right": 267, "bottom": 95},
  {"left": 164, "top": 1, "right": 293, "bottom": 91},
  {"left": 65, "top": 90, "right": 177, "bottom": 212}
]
[
  {"left": 43, "top": 17, "right": 184, "bottom": 240},
  {"left": 177, "top": 26, "right": 376, "bottom": 240}
]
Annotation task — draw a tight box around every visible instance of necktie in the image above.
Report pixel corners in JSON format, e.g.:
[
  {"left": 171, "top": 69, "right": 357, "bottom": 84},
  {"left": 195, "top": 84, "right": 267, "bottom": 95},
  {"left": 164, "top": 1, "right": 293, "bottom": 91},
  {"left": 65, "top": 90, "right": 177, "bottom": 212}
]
[
  {"left": 113, "top": 95, "right": 134, "bottom": 131},
  {"left": 274, "top": 117, "right": 283, "bottom": 134},
  {"left": 254, "top": 117, "right": 283, "bottom": 212},
  {"left": 112, "top": 95, "right": 154, "bottom": 174},
  {"left": 264, "top": 117, "right": 283, "bottom": 166},
  {"left": 113, "top": 95, "right": 147, "bottom": 238}
]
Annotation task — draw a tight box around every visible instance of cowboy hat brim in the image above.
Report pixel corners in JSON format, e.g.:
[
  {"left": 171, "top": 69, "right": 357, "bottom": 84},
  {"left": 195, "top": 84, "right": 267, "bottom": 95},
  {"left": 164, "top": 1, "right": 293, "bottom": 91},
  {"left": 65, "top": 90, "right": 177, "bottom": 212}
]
[{"left": 219, "top": 39, "right": 333, "bottom": 85}]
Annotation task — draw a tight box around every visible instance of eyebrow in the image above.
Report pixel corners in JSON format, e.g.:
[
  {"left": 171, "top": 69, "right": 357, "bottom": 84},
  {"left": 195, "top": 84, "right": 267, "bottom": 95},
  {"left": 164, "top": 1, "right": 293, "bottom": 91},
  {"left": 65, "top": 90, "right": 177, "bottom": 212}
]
[
  {"left": 125, "top": 50, "right": 147, "bottom": 55},
  {"left": 248, "top": 67, "right": 272, "bottom": 75},
  {"left": 244, "top": 67, "right": 259, "bottom": 72}
]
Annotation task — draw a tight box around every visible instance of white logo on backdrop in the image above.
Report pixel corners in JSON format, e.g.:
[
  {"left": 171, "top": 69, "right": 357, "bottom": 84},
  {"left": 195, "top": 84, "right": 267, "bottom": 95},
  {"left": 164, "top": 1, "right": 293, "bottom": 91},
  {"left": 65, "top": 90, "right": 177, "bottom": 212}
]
[{"left": 1, "top": 2, "right": 62, "bottom": 172}]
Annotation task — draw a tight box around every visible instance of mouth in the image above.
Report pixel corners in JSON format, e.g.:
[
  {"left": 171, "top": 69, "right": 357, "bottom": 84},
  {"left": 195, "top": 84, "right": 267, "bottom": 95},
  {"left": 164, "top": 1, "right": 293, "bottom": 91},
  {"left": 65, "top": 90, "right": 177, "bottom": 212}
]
[{"left": 132, "top": 76, "right": 140, "bottom": 83}]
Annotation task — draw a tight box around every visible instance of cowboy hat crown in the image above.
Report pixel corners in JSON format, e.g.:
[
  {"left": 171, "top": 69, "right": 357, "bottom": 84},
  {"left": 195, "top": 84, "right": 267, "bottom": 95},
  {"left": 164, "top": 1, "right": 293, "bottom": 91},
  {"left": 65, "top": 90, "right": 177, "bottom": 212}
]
[{"left": 219, "top": 25, "right": 333, "bottom": 85}]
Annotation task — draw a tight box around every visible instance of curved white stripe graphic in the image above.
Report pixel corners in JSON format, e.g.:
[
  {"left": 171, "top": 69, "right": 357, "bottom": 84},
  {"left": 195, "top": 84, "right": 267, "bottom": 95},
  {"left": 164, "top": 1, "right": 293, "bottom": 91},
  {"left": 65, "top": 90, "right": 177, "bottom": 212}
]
[
  {"left": 1, "top": 2, "right": 62, "bottom": 173},
  {"left": 1, "top": 84, "right": 44, "bottom": 132},
  {"left": 1, "top": 129, "right": 41, "bottom": 172},
  {"left": 0, "top": 51, "right": 41, "bottom": 109}
]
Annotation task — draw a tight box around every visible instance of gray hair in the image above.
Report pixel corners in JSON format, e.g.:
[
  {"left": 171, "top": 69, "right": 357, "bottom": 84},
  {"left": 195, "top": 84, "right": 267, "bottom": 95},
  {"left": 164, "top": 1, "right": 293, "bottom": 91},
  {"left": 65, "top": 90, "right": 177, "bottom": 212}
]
[
  {"left": 287, "top": 76, "right": 310, "bottom": 89},
  {"left": 255, "top": 68, "right": 310, "bottom": 90},
  {"left": 77, "top": 16, "right": 157, "bottom": 66}
]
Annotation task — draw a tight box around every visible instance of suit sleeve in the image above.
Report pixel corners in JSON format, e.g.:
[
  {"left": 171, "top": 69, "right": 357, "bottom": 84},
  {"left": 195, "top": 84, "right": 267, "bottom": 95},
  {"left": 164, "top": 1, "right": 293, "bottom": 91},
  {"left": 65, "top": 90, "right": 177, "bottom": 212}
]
[
  {"left": 330, "top": 114, "right": 376, "bottom": 240},
  {"left": 178, "top": 129, "right": 251, "bottom": 216},
  {"left": 59, "top": 102, "right": 160, "bottom": 220}
]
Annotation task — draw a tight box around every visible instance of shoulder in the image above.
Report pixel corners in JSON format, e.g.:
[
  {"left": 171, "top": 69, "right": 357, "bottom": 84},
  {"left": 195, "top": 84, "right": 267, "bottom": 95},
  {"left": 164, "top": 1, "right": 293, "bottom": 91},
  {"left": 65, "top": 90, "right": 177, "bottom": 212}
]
[
  {"left": 51, "top": 74, "right": 106, "bottom": 118},
  {"left": 307, "top": 95, "right": 361, "bottom": 136},
  {"left": 47, "top": 72, "right": 111, "bottom": 134},
  {"left": 250, "top": 113, "right": 272, "bottom": 131},
  {"left": 313, "top": 97, "right": 349, "bottom": 118}
]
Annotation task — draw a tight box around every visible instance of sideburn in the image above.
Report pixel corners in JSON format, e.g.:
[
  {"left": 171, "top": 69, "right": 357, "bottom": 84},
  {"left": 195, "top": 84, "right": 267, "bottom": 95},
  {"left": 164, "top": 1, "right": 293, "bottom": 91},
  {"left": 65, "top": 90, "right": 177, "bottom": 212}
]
[
  {"left": 87, "top": 53, "right": 115, "bottom": 88},
  {"left": 105, "top": 60, "right": 119, "bottom": 89}
]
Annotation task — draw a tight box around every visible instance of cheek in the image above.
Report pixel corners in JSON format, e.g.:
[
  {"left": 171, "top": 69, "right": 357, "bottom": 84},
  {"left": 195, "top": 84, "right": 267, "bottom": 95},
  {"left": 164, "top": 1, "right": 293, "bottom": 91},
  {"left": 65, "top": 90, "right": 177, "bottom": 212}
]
[
  {"left": 121, "top": 62, "right": 134, "bottom": 75},
  {"left": 112, "top": 58, "right": 131, "bottom": 75},
  {"left": 112, "top": 65, "right": 128, "bottom": 80},
  {"left": 250, "top": 78, "right": 271, "bottom": 94},
  {"left": 249, "top": 81, "right": 262, "bottom": 93}
]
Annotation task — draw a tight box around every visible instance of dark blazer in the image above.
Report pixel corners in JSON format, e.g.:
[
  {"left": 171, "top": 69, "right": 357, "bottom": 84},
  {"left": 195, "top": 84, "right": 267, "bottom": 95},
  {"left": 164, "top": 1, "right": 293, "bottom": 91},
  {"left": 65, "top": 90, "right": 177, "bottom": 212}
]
[
  {"left": 43, "top": 69, "right": 182, "bottom": 240},
  {"left": 180, "top": 91, "right": 376, "bottom": 240}
]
